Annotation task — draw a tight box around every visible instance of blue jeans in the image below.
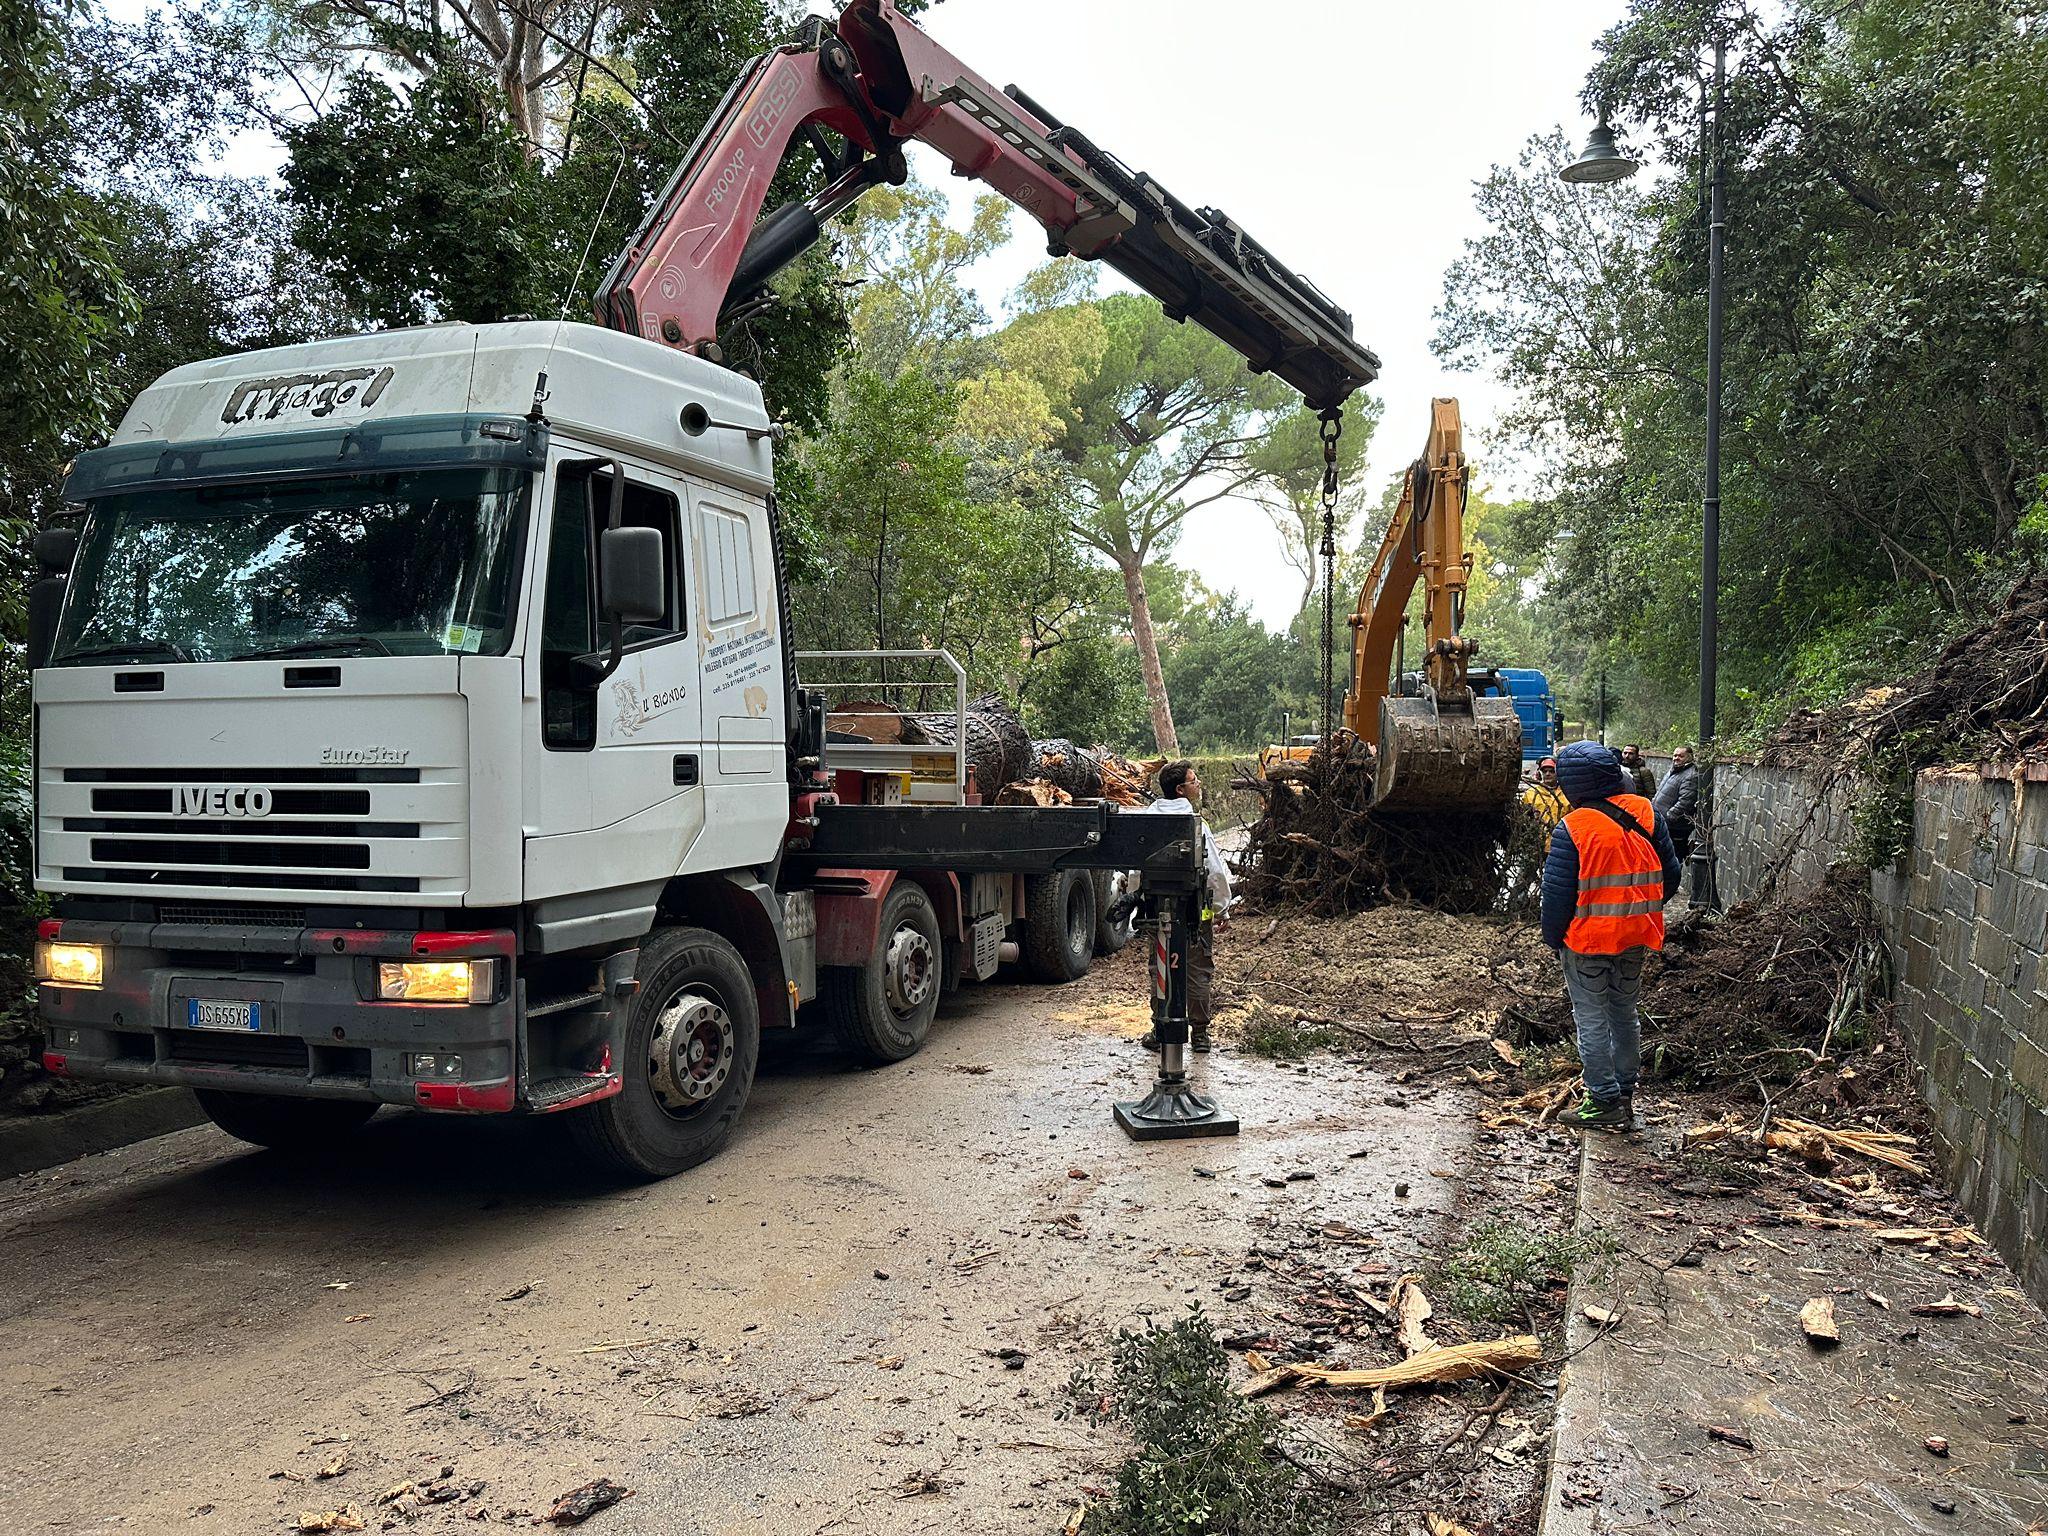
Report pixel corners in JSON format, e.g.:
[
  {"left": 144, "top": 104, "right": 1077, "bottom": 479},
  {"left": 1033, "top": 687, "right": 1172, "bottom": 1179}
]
[{"left": 1562, "top": 947, "right": 1648, "bottom": 1102}]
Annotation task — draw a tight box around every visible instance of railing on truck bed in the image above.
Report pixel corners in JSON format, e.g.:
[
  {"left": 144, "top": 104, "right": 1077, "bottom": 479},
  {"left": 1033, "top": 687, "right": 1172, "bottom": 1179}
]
[{"left": 797, "top": 649, "right": 967, "bottom": 805}]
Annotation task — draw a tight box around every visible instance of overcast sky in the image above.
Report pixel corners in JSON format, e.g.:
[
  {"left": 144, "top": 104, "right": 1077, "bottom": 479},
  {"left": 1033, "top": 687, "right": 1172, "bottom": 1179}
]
[{"left": 899, "top": 0, "right": 1626, "bottom": 624}]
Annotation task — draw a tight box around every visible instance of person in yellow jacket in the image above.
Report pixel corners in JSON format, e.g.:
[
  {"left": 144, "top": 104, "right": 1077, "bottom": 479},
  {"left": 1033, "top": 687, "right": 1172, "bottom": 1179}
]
[
  {"left": 1539, "top": 742, "right": 1683, "bottom": 1130},
  {"left": 1520, "top": 756, "right": 1569, "bottom": 835}
]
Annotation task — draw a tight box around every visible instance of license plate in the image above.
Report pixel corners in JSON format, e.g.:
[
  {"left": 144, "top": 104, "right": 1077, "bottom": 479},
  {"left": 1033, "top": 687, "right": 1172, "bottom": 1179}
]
[{"left": 187, "top": 999, "right": 260, "bottom": 1032}]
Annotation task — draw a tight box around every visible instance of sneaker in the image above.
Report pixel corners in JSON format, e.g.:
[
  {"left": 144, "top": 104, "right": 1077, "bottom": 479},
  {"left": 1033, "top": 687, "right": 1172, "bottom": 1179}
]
[
  {"left": 1138, "top": 1030, "right": 1159, "bottom": 1049},
  {"left": 1191, "top": 1023, "right": 1213, "bottom": 1054},
  {"left": 1564, "top": 1095, "right": 1628, "bottom": 1130}
]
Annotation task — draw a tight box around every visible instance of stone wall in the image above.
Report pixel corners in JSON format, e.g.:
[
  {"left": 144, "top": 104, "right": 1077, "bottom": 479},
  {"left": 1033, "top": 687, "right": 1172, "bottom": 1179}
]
[{"left": 1705, "top": 757, "right": 2048, "bottom": 1302}]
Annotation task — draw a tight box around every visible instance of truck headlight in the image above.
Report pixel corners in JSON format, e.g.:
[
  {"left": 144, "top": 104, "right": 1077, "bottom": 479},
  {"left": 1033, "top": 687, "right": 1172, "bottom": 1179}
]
[
  {"left": 377, "top": 958, "right": 497, "bottom": 1002},
  {"left": 36, "top": 941, "right": 104, "bottom": 987}
]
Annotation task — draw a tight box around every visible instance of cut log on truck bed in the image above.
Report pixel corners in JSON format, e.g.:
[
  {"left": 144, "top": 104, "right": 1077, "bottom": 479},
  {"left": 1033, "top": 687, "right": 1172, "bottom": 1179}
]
[{"left": 905, "top": 694, "right": 1033, "bottom": 797}]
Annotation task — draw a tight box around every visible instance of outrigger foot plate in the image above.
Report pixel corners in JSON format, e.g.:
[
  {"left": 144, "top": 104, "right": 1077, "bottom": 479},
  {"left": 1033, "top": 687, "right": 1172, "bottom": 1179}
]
[{"left": 1115, "top": 1080, "right": 1240, "bottom": 1141}]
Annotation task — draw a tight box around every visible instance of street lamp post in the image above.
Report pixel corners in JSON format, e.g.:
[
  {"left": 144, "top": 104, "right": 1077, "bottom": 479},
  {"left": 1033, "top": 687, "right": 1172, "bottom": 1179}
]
[{"left": 1561, "top": 38, "right": 1726, "bottom": 907}]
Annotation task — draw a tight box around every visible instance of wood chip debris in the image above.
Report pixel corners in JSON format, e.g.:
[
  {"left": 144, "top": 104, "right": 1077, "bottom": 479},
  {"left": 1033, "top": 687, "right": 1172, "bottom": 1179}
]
[
  {"left": 1581, "top": 1304, "right": 1620, "bottom": 1328},
  {"left": 1799, "top": 1296, "right": 1840, "bottom": 1346},
  {"left": 1426, "top": 1516, "right": 1478, "bottom": 1536},
  {"left": 546, "top": 1479, "right": 631, "bottom": 1525},
  {"left": 1706, "top": 1424, "right": 1757, "bottom": 1451},
  {"left": 296, "top": 1505, "right": 366, "bottom": 1533},
  {"left": 315, "top": 1450, "right": 350, "bottom": 1479},
  {"left": 1908, "top": 1294, "right": 1983, "bottom": 1318}
]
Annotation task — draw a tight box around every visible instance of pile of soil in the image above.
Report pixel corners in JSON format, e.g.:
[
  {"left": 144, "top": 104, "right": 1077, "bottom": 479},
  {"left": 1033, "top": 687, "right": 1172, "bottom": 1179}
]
[
  {"left": 1234, "top": 736, "right": 1546, "bottom": 917},
  {"left": 1765, "top": 570, "right": 2048, "bottom": 771},
  {"left": 1215, "top": 905, "right": 1555, "bottom": 1043}
]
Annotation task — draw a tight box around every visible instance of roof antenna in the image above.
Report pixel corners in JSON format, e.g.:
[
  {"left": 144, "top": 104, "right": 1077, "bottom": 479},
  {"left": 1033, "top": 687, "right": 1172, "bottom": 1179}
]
[{"left": 534, "top": 116, "right": 632, "bottom": 426}]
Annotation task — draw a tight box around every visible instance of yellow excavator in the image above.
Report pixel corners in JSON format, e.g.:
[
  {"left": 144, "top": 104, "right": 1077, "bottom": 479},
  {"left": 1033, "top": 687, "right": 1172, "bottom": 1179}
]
[{"left": 1341, "top": 398, "right": 1523, "bottom": 811}]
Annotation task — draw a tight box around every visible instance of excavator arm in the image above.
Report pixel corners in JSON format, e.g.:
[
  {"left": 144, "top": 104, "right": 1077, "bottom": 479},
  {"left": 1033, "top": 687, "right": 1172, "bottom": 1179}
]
[
  {"left": 597, "top": 0, "right": 1378, "bottom": 412},
  {"left": 1340, "top": 399, "right": 1521, "bottom": 811}
]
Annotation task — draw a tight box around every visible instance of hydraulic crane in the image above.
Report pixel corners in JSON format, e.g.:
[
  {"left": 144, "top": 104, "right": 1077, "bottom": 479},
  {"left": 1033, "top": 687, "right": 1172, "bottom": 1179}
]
[
  {"left": 596, "top": 0, "right": 1379, "bottom": 414},
  {"left": 1342, "top": 399, "right": 1523, "bottom": 811}
]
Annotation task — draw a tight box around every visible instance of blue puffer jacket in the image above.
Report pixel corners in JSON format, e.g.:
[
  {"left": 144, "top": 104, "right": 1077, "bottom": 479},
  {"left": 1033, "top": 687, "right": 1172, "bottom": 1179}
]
[{"left": 1538, "top": 741, "right": 1684, "bottom": 949}]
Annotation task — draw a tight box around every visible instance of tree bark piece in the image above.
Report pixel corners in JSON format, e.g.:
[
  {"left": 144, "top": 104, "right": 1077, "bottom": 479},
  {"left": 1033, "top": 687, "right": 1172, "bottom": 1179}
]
[
  {"left": 1392, "top": 1275, "right": 1437, "bottom": 1357},
  {"left": 1799, "top": 1296, "right": 1840, "bottom": 1346}
]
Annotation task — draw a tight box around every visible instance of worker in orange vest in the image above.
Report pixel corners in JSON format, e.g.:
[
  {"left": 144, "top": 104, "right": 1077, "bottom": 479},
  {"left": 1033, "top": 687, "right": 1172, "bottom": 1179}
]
[{"left": 1539, "top": 741, "right": 1683, "bottom": 1129}]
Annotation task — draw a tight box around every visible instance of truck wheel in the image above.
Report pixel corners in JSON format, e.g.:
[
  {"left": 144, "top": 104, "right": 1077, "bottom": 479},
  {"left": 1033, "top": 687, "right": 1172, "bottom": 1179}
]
[
  {"left": 1093, "top": 869, "right": 1137, "bottom": 956},
  {"left": 194, "top": 1090, "right": 378, "bottom": 1153},
  {"left": 821, "top": 881, "right": 941, "bottom": 1064},
  {"left": 1024, "top": 868, "right": 1096, "bottom": 982},
  {"left": 568, "top": 926, "right": 760, "bottom": 1179}
]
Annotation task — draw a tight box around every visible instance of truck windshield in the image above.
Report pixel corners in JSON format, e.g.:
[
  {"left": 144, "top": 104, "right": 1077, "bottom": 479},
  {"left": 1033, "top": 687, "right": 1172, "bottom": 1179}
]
[{"left": 50, "top": 468, "right": 531, "bottom": 665}]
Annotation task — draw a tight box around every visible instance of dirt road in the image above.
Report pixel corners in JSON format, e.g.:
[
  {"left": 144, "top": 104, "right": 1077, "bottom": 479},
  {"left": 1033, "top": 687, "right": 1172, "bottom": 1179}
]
[{"left": 0, "top": 955, "right": 1545, "bottom": 1534}]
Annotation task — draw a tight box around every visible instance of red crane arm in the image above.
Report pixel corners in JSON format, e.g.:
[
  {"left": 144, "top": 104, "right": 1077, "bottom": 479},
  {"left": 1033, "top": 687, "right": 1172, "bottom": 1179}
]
[{"left": 597, "top": 0, "right": 1378, "bottom": 412}]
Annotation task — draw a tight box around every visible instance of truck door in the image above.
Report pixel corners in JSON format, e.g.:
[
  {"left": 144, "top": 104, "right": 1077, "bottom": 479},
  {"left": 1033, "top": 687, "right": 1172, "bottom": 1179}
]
[{"left": 528, "top": 458, "right": 705, "bottom": 862}]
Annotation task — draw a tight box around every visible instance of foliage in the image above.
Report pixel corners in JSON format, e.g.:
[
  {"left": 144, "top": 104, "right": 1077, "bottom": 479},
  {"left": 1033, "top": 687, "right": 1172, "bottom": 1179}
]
[
  {"left": 1428, "top": 1221, "right": 1619, "bottom": 1329},
  {"left": 1237, "top": 1009, "right": 1341, "bottom": 1060},
  {"left": 1440, "top": 0, "right": 2048, "bottom": 742},
  {"left": 1068, "top": 1310, "right": 1335, "bottom": 1536},
  {"left": 1242, "top": 394, "right": 1379, "bottom": 618}
]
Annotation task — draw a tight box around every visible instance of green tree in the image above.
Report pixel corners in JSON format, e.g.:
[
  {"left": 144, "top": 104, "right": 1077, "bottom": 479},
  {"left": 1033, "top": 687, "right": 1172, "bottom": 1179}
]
[
  {"left": 1012, "top": 293, "right": 1295, "bottom": 754},
  {"left": 1440, "top": 0, "right": 2048, "bottom": 739}
]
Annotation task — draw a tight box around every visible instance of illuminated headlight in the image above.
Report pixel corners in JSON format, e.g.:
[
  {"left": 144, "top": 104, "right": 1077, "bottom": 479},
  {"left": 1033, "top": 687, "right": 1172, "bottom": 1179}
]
[
  {"left": 377, "top": 958, "right": 497, "bottom": 1002},
  {"left": 409, "top": 1053, "right": 465, "bottom": 1078},
  {"left": 36, "top": 941, "right": 104, "bottom": 987}
]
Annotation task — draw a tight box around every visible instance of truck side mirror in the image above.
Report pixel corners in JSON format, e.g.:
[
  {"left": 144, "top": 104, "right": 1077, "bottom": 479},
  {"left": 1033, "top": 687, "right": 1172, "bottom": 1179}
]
[
  {"left": 26, "top": 525, "right": 80, "bottom": 670},
  {"left": 598, "top": 526, "right": 665, "bottom": 626},
  {"left": 27, "top": 577, "right": 66, "bottom": 670},
  {"left": 33, "top": 527, "right": 79, "bottom": 572}
]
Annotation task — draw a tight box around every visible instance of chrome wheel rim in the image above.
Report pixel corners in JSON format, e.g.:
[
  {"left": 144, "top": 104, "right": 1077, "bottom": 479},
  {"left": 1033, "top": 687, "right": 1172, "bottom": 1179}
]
[
  {"left": 883, "top": 924, "right": 936, "bottom": 1018},
  {"left": 647, "top": 990, "right": 734, "bottom": 1115}
]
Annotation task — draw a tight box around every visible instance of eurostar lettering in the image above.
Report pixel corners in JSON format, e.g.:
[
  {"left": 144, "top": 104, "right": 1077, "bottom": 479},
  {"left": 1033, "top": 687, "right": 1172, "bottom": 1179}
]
[
  {"left": 176, "top": 786, "right": 273, "bottom": 818},
  {"left": 320, "top": 745, "right": 410, "bottom": 766}
]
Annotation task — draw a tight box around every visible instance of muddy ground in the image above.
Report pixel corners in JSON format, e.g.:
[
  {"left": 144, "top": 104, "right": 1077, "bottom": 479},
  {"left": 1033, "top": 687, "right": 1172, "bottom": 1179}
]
[{"left": 0, "top": 912, "right": 1589, "bottom": 1535}]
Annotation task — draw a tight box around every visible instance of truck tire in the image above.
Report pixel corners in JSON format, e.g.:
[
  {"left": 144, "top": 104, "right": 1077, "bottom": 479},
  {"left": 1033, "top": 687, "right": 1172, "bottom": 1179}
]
[
  {"left": 1093, "top": 869, "right": 1137, "bottom": 956},
  {"left": 568, "top": 926, "right": 760, "bottom": 1179},
  {"left": 821, "top": 881, "right": 942, "bottom": 1064},
  {"left": 194, "top": 1089, "right": 378, "bottom": 1152},
  {"left": 1024, "top": 868, "right": 1096, "bottom": 982}
]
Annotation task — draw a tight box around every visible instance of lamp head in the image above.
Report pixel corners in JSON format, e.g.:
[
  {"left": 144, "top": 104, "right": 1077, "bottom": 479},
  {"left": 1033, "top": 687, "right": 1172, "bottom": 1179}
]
[{"left": 1560, "top": 122, "right": 1640, "bottom": 185}]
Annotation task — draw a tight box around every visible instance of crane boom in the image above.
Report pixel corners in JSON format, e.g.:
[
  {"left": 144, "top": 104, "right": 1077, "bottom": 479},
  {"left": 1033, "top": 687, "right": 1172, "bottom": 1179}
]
[{"left": 598, "top": 0, "right": 1378, "bottom": 412}]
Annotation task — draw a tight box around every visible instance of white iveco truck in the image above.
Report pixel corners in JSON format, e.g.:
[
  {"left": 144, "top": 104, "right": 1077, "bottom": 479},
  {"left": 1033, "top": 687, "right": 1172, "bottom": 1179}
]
[{"left": 29, "top": 0, "right": 1378, "bottom": 1173}]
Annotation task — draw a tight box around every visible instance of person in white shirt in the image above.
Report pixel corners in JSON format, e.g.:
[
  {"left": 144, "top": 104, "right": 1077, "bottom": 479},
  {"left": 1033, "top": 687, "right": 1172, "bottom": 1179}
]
[{"left": 1138, "top": 760, "right": 1231, "bottom": 1053}]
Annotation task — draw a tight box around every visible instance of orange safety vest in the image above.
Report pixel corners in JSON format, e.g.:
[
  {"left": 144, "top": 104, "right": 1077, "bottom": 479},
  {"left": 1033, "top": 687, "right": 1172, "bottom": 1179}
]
[{"left": 1561, "top": 793, "right": 1666, "bottom": 955}]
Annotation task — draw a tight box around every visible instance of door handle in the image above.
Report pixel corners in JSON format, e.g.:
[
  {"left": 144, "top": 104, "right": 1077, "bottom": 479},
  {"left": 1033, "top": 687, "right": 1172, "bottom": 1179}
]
[{"left": 672, "top": 754, "right": 699, "bottom": 786}]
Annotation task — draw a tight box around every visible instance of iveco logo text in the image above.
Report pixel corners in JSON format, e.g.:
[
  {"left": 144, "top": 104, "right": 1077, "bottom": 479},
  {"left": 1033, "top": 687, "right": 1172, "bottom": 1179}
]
[
  {"left": 177, "top": 786, "right": 272, "bottom": 818},
  {"left": 320, "top": 745, "right": 410, "bottom": 766}
]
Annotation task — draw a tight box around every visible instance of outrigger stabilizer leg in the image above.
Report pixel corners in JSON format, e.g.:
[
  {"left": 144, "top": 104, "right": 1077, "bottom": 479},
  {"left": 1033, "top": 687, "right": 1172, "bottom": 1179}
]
[{"left": 1115, "top": 894, "right": 1240, "bottom": 1141}]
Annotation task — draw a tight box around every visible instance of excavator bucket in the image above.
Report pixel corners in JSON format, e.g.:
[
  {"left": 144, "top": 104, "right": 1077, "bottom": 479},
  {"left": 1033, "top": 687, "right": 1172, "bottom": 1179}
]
[{"left": 1372, "top": 694, "right": 1523, "bottom": 813}]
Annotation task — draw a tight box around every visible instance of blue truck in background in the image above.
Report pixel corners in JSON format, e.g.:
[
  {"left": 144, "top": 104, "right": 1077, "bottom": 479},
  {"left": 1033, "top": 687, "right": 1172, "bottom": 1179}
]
[{"left": 1482, "top": 667, "right": 1564, "bottom": 762}]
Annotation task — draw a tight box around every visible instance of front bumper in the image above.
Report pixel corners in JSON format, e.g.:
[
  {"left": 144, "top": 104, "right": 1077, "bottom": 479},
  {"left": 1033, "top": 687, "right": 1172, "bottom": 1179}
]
[{"left": 37, "top": 918, "right": 523, "bottom": 1111}]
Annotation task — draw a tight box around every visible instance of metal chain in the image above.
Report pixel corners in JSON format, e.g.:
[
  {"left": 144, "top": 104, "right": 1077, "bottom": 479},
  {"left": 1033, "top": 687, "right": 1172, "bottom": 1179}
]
[{"left": 1317, "top": 408, "right": 1343, "bottom": 747}]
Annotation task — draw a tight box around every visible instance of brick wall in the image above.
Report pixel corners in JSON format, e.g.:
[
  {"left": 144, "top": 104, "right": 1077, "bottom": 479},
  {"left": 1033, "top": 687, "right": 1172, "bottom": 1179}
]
[{"left": 1705, "top": 758, "right": 2048, "bottom": 1302}]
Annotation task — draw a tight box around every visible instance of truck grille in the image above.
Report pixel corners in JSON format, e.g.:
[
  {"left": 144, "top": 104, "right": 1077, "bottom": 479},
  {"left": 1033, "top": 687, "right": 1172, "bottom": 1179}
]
[
  {"left": 158, "top": 904, "right": 310, "bottom": 928},
  {"left": 165, "top": 1031, "right": 310, "bottom": 1071},
  {"left": 51, "top": 766, "right": 436, "bottom": 896}
]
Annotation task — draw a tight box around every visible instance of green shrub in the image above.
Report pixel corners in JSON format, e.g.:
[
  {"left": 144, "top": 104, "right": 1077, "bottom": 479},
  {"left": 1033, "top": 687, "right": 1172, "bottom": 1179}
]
[
  {"left": 1069, "top": 1310, "right": 1335, "bottom": 1536},
  {"left": 1428, "top": 1221, "right": 1618, "bottom": 1329}
]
